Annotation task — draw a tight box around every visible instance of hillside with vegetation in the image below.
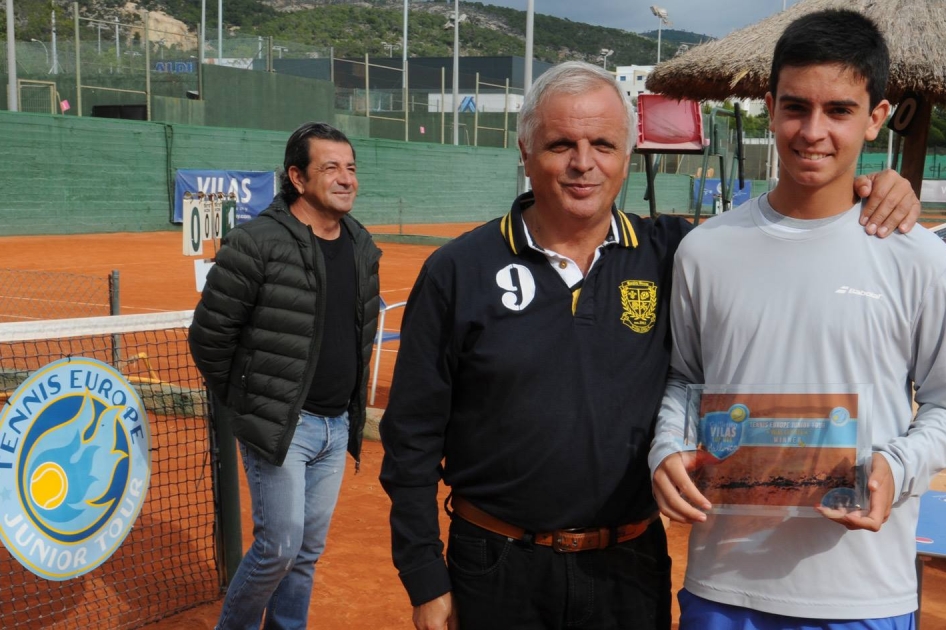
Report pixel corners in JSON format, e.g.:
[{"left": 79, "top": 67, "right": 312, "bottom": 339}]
[
  {"left": 4, "top": 0, "right": 684, "bottom": 66},
  {"left": 640, "top": 28, "right": 713, "bottom": 48}
]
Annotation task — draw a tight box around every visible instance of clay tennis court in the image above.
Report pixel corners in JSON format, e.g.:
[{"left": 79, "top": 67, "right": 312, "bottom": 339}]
[{"left": 1, "top": 223, "right": 944, "bottom": 630}]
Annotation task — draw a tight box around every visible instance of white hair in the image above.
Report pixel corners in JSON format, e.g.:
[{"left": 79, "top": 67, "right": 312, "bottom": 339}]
[{"left": 517, "top": 60, "right": 637, "bottom": 153}]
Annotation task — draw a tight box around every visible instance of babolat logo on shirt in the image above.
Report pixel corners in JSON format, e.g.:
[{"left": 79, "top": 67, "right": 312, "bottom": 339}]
[
  {"left": 618, "top": 280, "right": 657, "bottom": 333},
  {"left": 0, "top": 358, "right": 150, "bottom": 580}
]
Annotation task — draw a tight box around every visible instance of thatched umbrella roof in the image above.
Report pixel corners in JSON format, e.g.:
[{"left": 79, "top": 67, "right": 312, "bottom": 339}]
[
  {"left": 645, "top": 0, "right": 946, "bottom": 195},
  {"left": 646, "top": 0, "right": 946, "bottom": 105}
]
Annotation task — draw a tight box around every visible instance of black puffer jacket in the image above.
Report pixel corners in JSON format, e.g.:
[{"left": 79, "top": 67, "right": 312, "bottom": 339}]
[{"left": 189, "top": 196, "right": 381, "bottom": 467}]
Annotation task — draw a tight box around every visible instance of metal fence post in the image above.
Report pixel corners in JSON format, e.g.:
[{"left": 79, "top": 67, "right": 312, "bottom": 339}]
[
  {"left": 503, "top": 78, "right": 510, "bottom": 149},
  {"left": 109, "top": 270, "right": 120, "bottom": 364},
  {"left": 404, "top": 61, "right": 409, "bottom": 142},
  {"left": 441, "top": 67, "right": 445, "bottom": 144},
  {"left": 209, "top": 394, "right": 243, "bottom": 587},
  {"left": 109, "top": 269, "right": 120, "bottom": 315},
  {"left": 474, "top": 72, "right": 479, "bottom": 147},
  {"left": 198, "top": 24, "right": 204, "bottom": 99},
  {"left": 144, "top": 11, "right": 151, "bottom": 121}
]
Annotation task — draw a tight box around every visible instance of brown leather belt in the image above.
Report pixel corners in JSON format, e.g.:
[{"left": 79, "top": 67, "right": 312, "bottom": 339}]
[{"left": 449, "top": 495, "right": 659, "bottom": 553}]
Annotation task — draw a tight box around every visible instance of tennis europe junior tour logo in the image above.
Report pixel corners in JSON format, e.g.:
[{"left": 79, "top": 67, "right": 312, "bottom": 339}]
[{"left": 0, "top": 358, "right": 150, "bottom": 580}]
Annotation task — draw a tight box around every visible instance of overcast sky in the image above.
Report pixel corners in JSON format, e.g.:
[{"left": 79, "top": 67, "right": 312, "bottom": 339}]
[{"left": 480, "top": 0, "right": 803, "bottom": 39}]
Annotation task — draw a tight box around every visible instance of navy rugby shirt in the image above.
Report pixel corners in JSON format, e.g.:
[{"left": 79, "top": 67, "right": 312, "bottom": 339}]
[{"left": 380, "top": 192, "right": 692, "bottom": 605}]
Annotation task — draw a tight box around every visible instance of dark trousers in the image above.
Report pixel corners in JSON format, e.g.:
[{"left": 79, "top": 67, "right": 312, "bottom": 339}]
[{"left": 447, "top": 515, "right": 672, "bottom": 630}]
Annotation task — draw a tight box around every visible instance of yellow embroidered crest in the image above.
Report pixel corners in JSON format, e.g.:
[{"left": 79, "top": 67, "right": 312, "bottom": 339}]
[{"left": 619, "top": 280, "right": 657, "bottom": 333}]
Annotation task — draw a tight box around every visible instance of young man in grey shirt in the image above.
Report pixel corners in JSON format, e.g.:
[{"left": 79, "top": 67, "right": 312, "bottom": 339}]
[{"left": 650, "top": 9, "right": 946, "bottom": 629}]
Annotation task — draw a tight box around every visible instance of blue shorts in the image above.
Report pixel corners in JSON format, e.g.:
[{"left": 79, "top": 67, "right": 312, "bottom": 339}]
[{"left": 678, "top": 588, "right": 916, "bottom": 630}]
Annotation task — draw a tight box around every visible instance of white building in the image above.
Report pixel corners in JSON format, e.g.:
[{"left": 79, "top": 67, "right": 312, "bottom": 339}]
[
  {"left": 614, "top": 64, "right": 766, "bottom": 117},
  {"left": 615, "top": 65, "right": 654, "bottom": 102}
]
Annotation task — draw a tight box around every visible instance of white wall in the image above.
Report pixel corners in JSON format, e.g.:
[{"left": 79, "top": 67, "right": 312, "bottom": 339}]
[{"left": 615, "top": 65, "right": 655, "bottom": 101}]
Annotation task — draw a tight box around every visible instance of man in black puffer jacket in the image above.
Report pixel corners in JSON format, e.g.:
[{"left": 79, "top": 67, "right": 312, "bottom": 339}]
[{"left": 189, "top": 122, "right": 381, "bottom": 629}]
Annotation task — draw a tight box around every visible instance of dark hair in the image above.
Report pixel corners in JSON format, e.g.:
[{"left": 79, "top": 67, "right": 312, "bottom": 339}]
[
  {"left": 770, "top": 9, "right": 889, "bottom": 109},
  {"left": 279, "top": 122, "right": 356, "bottom": 204}
]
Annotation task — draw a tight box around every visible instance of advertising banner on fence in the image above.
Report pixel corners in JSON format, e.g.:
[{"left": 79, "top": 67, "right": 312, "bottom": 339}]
[{"left": 173, "top": 170, "right": 277, "bottom": 224}]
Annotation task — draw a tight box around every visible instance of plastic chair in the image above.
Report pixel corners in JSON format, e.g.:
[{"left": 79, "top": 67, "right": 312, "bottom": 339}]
[
  {"left": 370, "top": 296, "right": 407, "bottom": 406},
  {"left": 632, "top": 94, "right": 708, "bottom": 220}
]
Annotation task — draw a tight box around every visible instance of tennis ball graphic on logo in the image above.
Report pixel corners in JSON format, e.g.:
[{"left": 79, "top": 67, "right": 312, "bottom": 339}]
[
  {"left": 829, "top": 407, "right": 851, "bottom": 427},
  {"left": 729, "top": 404, "right": 749, "bottom": 423},
  {"left": 30, "top": 462, "right": 68, "bottom": 510}
]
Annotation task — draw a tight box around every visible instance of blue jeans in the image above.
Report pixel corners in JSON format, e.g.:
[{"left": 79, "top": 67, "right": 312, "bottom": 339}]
[{"left": 216, "top": 410, "right": 349, "bottom": 630}]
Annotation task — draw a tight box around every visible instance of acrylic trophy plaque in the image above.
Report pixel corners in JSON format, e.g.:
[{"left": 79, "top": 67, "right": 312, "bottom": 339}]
[{"left": 683, "top": 385, "right": 873, "bottom": 516}]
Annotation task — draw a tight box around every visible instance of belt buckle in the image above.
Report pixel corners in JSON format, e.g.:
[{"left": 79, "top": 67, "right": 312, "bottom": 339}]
[{"left": 552, "top": 528, "right": 590, "bottom": 553}]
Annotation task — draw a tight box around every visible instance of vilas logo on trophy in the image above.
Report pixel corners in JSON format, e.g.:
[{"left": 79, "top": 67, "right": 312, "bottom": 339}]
[{"left": 0, "top": 358, "right": 151, "bottom": 580}]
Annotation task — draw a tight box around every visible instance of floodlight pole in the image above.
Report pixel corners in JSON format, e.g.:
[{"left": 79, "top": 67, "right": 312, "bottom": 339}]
[
  {"left": 657, "top": 22, "right": 662, "bottom": 63},
  {"left": 452, "top": 0, "right": 459, "bottom": 145},
  {"left": 218, "top": 0, "right": 223, "bottom": 61},
  {"left": 51, "top": 11, "right": 59, "bottom": 74},
  {"left": 524, "top": 0, "right": 534, "bottom": 95},
  {"left": 651, "top": 6, "right": 670, "bottom": 64},
  {"left": 200, "top": 0, "right": 206, "bottom": 64},
  {"left": 6, "top": 0, "right": 16, "bottom": 111},
  {"left": 600, "top": 49, "right": 613, "bottom": 71},
  {"left": 402, "top": 0, "right": 408, "bottom": 89}
]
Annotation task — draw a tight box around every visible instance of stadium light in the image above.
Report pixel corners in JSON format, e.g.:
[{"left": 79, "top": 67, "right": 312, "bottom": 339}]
[
  {"left": 650, "top": 5, "right": 672, "bottom": 64},
  {"left": 599, "top": 48, "right": 614, "bottom": 71}
]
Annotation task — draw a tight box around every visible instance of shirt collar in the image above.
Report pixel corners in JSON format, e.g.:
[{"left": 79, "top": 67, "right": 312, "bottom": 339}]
[{"left": 499, "top": 191, "right": 639, "bottom": 256}]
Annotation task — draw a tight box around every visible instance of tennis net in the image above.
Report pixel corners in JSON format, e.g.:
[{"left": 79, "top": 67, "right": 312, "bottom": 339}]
[
  {"left": 0, "top": 268, "right": 117, "bottom": 323},
  {"left": 0, "top": 311, "right": 221, "bottom": 628}
]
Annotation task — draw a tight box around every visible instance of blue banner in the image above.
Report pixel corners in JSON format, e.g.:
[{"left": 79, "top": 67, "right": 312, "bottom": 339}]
[
  {"left": 692, "top": 178, "right": 752, "bottom": 209},
  {"left": 173, "top": 170, "right": 276, "bottom": 224}
]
